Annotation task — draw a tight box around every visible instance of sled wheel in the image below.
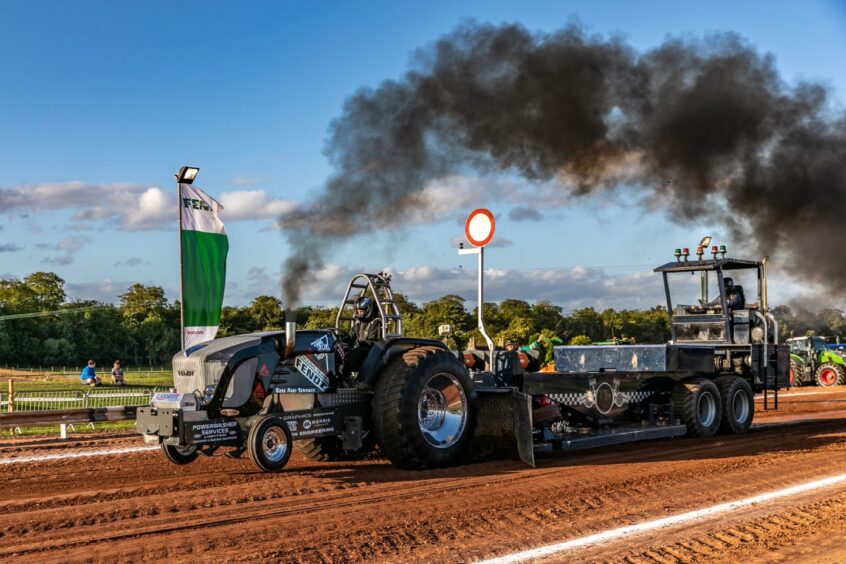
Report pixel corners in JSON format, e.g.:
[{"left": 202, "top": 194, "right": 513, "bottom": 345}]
[
  {"left": 372, "top": 347, "right": 477, "bottom": 469},
  {"left": 815, "top": 363, "right": 844, "bottom": 387},
  {"left": 672, "top": 378, "right": 722, "bottom": 437},
  {"left": 161, "top": 442, "right": 199, "bottom": 465},
  {"left": 715, "top": 376, "right": 754, "bottom": 434},
  {"left": 248, "top": 416, "right": 293, "bottom": 472}
]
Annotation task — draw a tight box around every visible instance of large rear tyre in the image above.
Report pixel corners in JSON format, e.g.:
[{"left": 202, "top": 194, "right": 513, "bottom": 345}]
[
  {"left": 815, "top": 363, "right": 844, "bottom": 387},
  {"left": 715, "top": 376, "right": 754, "bottom": 434},
  {"left": 672, "top": 378, "right": 722, "bottom": 438},
  {"left": 789, "top": 360, "right": 801, "bottom": 387},
  {"left": 372, "top": 347, "right": 477, "bottom": 469},
  {"left": 248, "top": 416, "right": 293, "bottom": 472},
  {"left": 161, "top": 442, "right": 198, "bottom": 465},
  {"left": 295, "top": 434, "right": 376, "bottom": 462}
]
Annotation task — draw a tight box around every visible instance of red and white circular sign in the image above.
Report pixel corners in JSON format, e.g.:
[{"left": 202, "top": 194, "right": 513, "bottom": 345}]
[{"left": 464, "top": 208, "right": 496, "bottom": 247}]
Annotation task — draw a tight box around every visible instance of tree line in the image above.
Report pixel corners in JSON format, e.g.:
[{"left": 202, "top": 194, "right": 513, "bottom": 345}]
[{"left": 1, "top": 272, "right": 845, "bottom": 367}]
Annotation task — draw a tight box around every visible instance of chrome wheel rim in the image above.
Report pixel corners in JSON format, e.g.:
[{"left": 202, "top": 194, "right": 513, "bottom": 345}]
[
  {"left": 262, "top": 426, "right": 289, "bottom": 462},
  {"left": 417, "top": 373, "right": 468, "bottom": 449},
  {"left": 732, "top": 389, "right": 749, "bottom": 423},
  {"left": 697, "top": 391, "right": 717, "bottom": 428}
]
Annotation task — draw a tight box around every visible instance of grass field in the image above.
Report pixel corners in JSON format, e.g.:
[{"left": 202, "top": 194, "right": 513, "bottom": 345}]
[
  {"left": 1, "top": 369, "right": 172, "bottom": 436},
  {"left": 1, "top": 369, "right": 173, "bottom": 391}
]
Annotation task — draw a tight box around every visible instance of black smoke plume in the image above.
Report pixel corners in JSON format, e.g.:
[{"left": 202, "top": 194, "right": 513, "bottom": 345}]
[{"left": 279, "top": 21, "right": 846, "bottom": 307}]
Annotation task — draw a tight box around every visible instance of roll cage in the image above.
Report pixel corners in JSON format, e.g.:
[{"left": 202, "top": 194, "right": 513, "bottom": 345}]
[{"left": 335, "top": 272, "right": 403, "bottom": 339}]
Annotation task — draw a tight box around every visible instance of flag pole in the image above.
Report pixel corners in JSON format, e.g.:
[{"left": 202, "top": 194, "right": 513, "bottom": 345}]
[
  {"left": 177, "top": 180, "right": 185, "bottom": 350},
  {"left": 174, "top": 166, "right": 201, "bottom": 352}
]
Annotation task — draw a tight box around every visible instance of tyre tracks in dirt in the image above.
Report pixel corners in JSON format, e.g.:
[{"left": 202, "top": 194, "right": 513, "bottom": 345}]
[{"left": 4, "top": 390, "right": 846, "bottom": 562}]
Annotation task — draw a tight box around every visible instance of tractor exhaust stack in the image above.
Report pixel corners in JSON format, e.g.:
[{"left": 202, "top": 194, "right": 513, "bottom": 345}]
[
  {"left": 285, "top": 320, "right": 297, "bottom": 358},
  {"left": 762, "top": 256, "right": 769, "bottom": 311}
]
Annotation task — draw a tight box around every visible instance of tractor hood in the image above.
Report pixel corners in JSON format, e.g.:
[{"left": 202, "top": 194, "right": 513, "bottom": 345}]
[{"left": 171, "top": 333, "right": 282, "bottom": 407}]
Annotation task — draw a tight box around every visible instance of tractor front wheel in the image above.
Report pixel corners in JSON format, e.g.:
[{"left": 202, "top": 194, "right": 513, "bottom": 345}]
[
  {"left": 248, "top": 416, "right": 293, "bottom": 472},
  {"left": 161, "top": 442, "right": 198, "bottom": 465},
  {"left": 815, "top": 363, "right": 844, "bottom": 387},
  {"left": 673, "top": 378, "right": 722, "bottom": 438},
  {"left": 372, "top": 347, "right": 477, "bottom": 469}
]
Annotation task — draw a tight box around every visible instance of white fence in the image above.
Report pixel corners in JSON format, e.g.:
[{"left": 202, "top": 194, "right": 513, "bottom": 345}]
[{"left": 0, "top": 387, "right": 163, "bottom": 413}]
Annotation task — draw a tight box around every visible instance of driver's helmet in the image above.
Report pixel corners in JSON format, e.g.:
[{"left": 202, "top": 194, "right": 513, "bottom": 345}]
[
  {"left": 724, "top": 277, "right": 735, "bottom": 291},
  {"left": 354, "top": 296, "right": 375, "bottom": 320}
]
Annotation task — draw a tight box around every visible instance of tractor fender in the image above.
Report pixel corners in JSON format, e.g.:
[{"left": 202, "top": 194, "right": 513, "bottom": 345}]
[
  {"left": 358, "top": 337, "right": 451, "bottom": 388},
  {"left": 821, "top": 350, "right": 846, "bottom": 366},
  {"left": 790, "top": 353, "right": 806, "bottom": 365}
]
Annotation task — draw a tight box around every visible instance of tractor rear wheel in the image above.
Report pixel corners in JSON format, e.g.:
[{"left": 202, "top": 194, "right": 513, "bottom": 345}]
[
  {"left": 672, "top": 378, "right": 722, "bottom": 437},
  {"left": 715, "top": 376, "right": 754, "bottom": 434},
  {"left": 789, "top": 360, "right": 801, "bottom": 387},
  {"left": 372, "top": 347, "right": 477, "bottom": 469},
  {"left": 161, "top": 442, "right": 198, "bottom": 465},
  {"left": 247, "top": 415, "right": 293, "bottom": 472},
  {"left": 815, "top": 363, "right": 844, "bottom": 387}
]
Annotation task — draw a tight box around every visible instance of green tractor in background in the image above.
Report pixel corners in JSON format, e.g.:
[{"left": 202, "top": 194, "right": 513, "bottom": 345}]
[{"left": 787, "top": 336, "right": 846, "bottom": 387}]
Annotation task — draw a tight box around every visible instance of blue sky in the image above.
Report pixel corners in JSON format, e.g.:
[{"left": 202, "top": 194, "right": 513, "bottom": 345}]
[{"left": 1, "top": 1, "right": 845, "bottom": 309}]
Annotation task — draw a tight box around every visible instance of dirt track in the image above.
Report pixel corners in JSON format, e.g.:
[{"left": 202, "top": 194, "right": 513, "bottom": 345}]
[{"left": 4, "top": 387, "right": 846, "bottom": 562}]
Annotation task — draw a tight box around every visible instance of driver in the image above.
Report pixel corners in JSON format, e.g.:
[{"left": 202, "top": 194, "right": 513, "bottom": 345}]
[
  {"left": 343, "top": 296, "right": 382, "bottom": 378},
  {"left": 724, "top": 277, "right": 746, "bottom": 310}
]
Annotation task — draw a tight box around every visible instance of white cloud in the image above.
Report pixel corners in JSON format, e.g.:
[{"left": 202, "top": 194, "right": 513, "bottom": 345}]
[
  {"left": 36, "top": 235, "right": 91, "bottom": 265},
  {"left": 218, "top": 190, "right": 297, "bottom": 221},
  {"left": 65, "top": 278, "right": 132, "bottom": 303},
  {"left": 114, "top": 257, "right": 144, "bottom": 267},
  {"left": 0, "top": 181, "right": 304, "bottom": 231}
]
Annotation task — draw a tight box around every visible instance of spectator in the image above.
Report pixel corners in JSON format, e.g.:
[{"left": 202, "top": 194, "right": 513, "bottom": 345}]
[
  {"left": 80, "top": 360, "right": 100, "bottom": 387},
  {"left": 111, "top": 360, "right": 126, "bottom": 386}
]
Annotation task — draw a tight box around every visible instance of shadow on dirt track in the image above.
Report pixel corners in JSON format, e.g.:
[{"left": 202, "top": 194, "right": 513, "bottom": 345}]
[{"left": 214, "top": 416, "right": 846, "bottom": 486}]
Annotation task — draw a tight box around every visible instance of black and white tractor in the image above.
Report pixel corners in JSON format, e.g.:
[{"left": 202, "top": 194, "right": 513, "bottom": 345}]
[{"left": 137, "top": 273, "right": 482, "bottom": 471}]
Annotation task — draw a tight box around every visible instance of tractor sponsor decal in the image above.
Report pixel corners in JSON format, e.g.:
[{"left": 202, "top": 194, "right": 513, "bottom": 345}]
[
  {"left": 294, "top": 354, "right": 330, "bottom": 391},
  {"left": 274, "top": 386, "right": 321, "bottom": 394},
  {"left": 310, "top": 334, "right": 332, "bottom": 352},
  {"left": 184, "top": 419, "right": 239, "bottom": 445},
  {"left": 282, "top": 410, "right": 336, "bottom": 438},
  {"left": 152, "top": 392, "right": 182, "bottom": 404}
]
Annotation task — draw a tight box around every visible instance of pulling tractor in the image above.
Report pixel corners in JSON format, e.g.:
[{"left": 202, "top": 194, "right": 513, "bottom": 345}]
[
  {"left": 787, "top": 336, "right": 846, "bottom": 387},
  {"left": 136, "top": 244, "right": 789, "bottom": 471}
]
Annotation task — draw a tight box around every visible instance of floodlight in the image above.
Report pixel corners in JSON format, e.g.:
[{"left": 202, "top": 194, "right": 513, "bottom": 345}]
[
  {"left": 175, "top": 166, "right": 200, "bottom": 184},
  {"left": 699, "top": 235, "right": 712, "bottom": 247}
]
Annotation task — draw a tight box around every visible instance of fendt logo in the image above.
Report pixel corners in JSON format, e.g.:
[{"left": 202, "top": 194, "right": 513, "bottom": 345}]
[{"left": 183, "top": 198, "right": 212, "bottom": 212}]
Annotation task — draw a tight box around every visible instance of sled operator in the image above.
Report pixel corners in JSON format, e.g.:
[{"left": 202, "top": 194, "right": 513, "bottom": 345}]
[{"left": 706, "top": 277, "right": 746, "bottom": 310}]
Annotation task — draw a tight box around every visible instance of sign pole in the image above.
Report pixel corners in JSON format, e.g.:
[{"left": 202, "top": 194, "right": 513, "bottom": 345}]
[
  {"left": 460, "top": 208, "right": 497, "bottom": 369},
  {"left": 477, "top": 246, "right": 495, "bottom": 366}
]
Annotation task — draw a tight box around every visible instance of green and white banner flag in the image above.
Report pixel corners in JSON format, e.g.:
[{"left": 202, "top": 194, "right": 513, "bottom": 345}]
[{"left": 180, "top": 183, "right": 229, "bottom": 349}]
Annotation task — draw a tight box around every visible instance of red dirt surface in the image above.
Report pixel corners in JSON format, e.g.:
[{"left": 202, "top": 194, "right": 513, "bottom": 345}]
[{"left": 3, "top": 387, "right": 846, "bottom": 562}]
